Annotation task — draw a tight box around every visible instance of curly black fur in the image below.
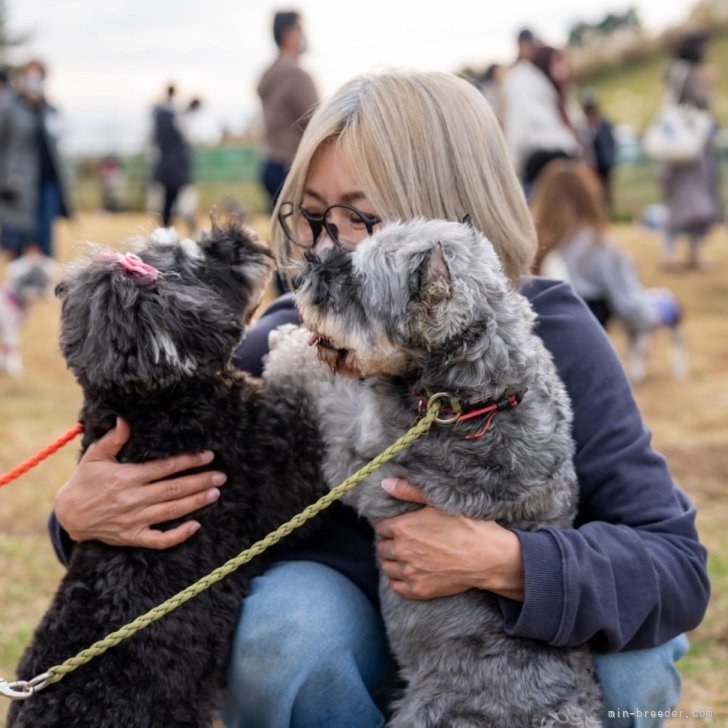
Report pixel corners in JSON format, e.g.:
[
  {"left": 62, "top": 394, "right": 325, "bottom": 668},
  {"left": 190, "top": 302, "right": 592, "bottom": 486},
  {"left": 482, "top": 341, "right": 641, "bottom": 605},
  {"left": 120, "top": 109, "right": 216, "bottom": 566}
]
[{"left": 8, "top": 222, "right": 326, "bottom": 728}]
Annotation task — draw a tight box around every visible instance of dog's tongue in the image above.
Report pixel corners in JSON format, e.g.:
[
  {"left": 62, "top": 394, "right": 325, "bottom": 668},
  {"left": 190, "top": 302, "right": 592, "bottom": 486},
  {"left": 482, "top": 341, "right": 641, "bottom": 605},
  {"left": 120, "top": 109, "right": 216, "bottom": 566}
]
[{"left": 308, "top": 333, "right": 320, "bottom": 347}]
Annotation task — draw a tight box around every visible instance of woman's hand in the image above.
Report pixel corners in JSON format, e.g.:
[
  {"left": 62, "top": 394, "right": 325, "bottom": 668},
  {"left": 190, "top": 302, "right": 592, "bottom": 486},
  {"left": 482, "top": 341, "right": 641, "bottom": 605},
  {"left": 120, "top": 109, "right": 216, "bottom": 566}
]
[
  {"left": 54, "top": 418, "right": 227, "bottom": 550},
  {"left": 374, "top": 477, "right": 525, "bottom": 602}
]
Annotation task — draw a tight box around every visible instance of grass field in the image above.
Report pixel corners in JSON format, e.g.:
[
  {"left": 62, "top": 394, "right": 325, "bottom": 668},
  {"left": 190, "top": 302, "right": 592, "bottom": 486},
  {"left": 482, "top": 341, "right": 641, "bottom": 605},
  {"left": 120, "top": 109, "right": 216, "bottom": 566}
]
[{"left": 1, "top": 212, "right": 727, "bottom": 726}]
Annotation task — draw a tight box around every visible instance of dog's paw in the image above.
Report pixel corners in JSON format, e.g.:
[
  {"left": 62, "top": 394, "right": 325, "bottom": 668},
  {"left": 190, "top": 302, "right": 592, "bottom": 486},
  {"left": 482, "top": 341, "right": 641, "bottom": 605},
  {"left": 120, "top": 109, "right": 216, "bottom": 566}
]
[
  {"left": 268, "top": 323, "right": 300, "bottom": 350},
  {"left": 264, "top": 324, "right": 329, "bottom": 393}
]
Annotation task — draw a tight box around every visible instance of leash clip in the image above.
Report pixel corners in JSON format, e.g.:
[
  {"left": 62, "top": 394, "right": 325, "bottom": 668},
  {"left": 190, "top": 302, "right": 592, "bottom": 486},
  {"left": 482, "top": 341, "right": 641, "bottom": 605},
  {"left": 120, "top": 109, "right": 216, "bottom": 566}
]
[
  {"left": 0, "top": 672, "right": 51, "bottom": 700},
  {"left": 426, "top": 392, "right": 462, "bottom": 425}
]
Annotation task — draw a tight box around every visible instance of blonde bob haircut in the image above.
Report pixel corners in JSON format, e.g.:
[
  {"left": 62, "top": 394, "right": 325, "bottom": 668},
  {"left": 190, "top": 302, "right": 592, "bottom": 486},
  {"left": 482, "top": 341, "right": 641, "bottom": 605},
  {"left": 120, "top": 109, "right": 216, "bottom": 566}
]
[{"left": 272, "top": 69, "right": 537, "bottom": 285}]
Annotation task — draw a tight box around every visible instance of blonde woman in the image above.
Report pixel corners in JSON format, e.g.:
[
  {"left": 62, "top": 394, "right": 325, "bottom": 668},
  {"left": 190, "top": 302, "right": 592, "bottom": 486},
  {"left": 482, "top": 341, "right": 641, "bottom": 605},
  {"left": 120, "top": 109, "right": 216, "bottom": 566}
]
[{"left": 51, "top": 71, "right": 707, "bottom": 727}]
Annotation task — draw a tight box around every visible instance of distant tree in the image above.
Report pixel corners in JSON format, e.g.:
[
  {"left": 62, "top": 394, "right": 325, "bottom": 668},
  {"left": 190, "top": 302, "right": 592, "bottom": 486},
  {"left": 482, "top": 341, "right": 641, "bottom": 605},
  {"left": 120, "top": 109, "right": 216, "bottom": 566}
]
[
  {"left": 568, "top": 22, "right": 591, "bottom": 48},
  {"left": 567, "top": 6, "right": 642, "bottom": 48},
  {"left": 458, "top": 66, "right": 480, "bottom": 85}
]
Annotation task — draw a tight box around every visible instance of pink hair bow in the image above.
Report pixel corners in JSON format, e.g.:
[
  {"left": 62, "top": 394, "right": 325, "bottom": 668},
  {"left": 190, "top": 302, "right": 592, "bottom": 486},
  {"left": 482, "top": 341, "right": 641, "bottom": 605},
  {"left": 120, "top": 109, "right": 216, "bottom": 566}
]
[{"left": 109, "top": 252, "right": 160, "bottom": 284}]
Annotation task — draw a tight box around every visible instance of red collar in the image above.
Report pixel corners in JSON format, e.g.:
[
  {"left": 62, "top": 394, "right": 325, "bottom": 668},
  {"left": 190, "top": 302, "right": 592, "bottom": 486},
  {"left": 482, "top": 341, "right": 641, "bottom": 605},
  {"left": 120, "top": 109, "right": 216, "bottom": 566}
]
[{"left": 413, "top": 388, "right": 526, "bottom": 440}]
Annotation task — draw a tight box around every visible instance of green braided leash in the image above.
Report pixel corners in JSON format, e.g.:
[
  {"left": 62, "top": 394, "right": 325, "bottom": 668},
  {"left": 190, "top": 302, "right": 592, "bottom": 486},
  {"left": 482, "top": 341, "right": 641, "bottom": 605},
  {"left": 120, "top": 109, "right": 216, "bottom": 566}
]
[{"left": 1, "top": 398, "right": 442, "bottom": 699}]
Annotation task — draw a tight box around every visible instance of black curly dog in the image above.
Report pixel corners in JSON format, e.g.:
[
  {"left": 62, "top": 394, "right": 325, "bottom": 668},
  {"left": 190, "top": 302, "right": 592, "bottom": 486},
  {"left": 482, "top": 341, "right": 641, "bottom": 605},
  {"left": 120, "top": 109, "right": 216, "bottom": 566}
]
[{"left": 8, "top": 223, "right": 326, "bottom": 727}]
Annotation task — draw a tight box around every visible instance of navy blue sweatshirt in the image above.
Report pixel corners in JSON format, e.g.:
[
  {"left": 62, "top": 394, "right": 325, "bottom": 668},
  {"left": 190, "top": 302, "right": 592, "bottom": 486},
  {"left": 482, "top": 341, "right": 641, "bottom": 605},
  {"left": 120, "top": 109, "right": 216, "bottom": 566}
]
[{"left": 49, "top": 278, "right": 709, "bottom": 653}]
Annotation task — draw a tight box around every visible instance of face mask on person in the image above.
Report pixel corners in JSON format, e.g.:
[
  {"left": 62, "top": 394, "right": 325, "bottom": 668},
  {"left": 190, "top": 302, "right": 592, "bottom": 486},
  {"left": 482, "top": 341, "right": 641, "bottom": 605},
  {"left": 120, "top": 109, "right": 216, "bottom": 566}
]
[{"left": 20, "top": 70, "right": 45, "bottom": 98}]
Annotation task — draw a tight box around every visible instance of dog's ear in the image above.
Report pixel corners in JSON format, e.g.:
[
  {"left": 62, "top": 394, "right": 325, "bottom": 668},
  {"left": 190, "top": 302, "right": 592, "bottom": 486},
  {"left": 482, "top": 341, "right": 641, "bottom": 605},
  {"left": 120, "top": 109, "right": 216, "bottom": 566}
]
[
  {"left": 203, "top": 219, "right": 274, "bottom": 275},
  {"left": 416, "top": 242, "right": 452, "bottom": 310},
  {"left": 54, "top": 280, "right": 68, "bottom": 299},
  {"left": 199, "top": 219, "right": 275, "bottom": 321}
]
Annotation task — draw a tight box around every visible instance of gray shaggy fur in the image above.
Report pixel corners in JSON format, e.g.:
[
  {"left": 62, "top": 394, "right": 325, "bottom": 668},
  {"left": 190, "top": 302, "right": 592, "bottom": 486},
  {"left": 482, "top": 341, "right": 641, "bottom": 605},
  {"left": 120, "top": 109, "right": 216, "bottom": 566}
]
[
  {"left": 265, "top": 219, "right": 602, "bottom": 727},
  {"left": 8, "top": 222, "right": 327, "bottom": 727}
]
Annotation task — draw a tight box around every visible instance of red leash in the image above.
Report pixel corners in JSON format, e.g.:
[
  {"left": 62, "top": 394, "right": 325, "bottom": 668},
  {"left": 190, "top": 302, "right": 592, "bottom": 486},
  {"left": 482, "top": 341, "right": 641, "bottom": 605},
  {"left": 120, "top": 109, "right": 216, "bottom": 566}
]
[{"left": 0, "top": 423, "right": 83, "bottom": 488}]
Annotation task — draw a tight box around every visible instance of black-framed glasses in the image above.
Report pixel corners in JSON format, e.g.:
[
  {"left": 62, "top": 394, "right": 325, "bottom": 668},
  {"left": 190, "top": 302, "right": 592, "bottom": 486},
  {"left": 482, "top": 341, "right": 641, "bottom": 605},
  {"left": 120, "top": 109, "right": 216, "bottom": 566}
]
[{"left": 278, "top": 201, "right": 382, "bottom": 251}]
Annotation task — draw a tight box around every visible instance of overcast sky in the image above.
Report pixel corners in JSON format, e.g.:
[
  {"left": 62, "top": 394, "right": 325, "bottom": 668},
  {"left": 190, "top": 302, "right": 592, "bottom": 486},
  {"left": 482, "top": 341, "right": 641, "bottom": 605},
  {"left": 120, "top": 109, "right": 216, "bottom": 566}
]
[{"left": 5, "top": 0, "right": 693, "bottom": 155}]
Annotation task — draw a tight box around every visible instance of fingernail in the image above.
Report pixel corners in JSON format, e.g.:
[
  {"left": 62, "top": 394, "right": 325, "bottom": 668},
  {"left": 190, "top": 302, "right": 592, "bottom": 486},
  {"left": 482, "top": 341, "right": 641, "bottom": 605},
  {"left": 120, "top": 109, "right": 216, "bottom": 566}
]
[
  {"left": 200, "top": 450, "right": 215, "bottom": 464},
  {"left": 211, "top": 473, "right": 227, "bottom": 486},
  {"left": 188, "top": 521, "right": 201, "bottom": 535},
  {"left": 206, "top": 487, "right": 221, "bottom": 503},
  {"left": 381, "top": 477, "right": 398, "bottom": 493}
]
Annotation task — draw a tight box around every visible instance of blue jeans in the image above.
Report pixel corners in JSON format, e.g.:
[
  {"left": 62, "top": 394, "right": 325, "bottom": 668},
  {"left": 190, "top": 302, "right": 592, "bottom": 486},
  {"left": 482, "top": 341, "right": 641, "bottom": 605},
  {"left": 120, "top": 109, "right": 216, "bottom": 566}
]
[
  {"left": 221, "top": 561, "right": 689, "bottom": 728},
  {"left": 260, "top": 159, "right": 288, "bottom": 213},
  {"left": 1, "top": 179, "right": 61, "bottom": 258}
]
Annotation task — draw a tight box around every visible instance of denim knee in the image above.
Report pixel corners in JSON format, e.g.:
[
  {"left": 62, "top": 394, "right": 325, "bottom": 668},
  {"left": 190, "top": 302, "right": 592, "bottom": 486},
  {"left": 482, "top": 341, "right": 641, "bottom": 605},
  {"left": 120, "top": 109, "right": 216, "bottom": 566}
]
[
  {"left": 220, "top": 560, "right": 392, "bottom": 728},
  {"left": 594, "top": 634, "right": 689, "bottom": 727}
]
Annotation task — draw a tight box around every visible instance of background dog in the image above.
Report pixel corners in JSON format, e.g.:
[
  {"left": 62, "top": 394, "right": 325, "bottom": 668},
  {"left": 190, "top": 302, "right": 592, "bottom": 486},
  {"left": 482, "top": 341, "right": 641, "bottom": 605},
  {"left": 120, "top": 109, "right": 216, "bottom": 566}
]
[
  {"left": 627, "top": 287, "right": 687, "bottom": 385},
  {"left": 265, "top": 219, "right": 602, "bottom": 727},
  {"left": 8, "top": 222, "right": 326, "bottom": 727},
  {"left": 0, "top": 255, "right": 57, "bottom": 377}
]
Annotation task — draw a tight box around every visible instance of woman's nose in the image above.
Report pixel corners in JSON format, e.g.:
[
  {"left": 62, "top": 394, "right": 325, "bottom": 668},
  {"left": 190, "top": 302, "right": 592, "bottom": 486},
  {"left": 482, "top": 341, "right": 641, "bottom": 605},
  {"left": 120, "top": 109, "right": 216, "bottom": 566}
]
[{"left": 313, "top": 228, "right": 336, "bottom": 254}]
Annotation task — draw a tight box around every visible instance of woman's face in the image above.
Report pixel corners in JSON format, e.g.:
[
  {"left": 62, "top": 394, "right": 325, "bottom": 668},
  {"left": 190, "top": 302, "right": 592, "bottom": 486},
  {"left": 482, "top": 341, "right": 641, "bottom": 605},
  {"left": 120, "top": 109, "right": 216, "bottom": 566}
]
[{"left": 301, "top": 142, "right": 380, "bottom": 254}]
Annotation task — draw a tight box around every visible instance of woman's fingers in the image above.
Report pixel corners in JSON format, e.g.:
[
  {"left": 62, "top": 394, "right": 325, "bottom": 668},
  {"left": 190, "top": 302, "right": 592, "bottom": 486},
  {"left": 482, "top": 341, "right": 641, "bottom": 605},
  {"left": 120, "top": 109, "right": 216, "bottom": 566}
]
[
  {"left": 55, "top": 416, "right": 232, "bottom": 550},
  {"left": 381, "top": 477, "right": 428, "bottom": 504},
  {"left": 129, "top": 450, "right": 217, "bottom": 484},
  {"left": 125, "top": 478, "right": 228, "bottom": 549},
  {"left": 135, "top": 467, "right": 226, "bottom": 506},
  {"left": 81, "top": 417, "right": 131, "bottom": 462},
  {"left": 140, "top": 482, "right": 224, "bottom": 526},
  {"left": 133, "top": 522, "right": 202, "bottom": 551}
]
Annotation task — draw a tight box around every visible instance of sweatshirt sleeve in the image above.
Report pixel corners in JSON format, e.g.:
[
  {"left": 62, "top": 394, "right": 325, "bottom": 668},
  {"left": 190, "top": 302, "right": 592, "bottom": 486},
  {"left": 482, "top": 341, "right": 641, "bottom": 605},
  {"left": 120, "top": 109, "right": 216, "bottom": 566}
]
[
  {"left": 48, "top": 295, "right": 301, "bottom": 565},
  {"left": 498, "top": 279, "right": 709, "bottom": 653}
]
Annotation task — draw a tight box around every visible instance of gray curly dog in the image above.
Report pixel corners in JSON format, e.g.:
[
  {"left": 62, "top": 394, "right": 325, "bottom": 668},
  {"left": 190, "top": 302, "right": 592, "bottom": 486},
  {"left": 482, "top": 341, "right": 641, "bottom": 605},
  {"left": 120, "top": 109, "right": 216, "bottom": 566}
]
[{"left": 264, "top": 218, "right": 603, "bottom": 727}]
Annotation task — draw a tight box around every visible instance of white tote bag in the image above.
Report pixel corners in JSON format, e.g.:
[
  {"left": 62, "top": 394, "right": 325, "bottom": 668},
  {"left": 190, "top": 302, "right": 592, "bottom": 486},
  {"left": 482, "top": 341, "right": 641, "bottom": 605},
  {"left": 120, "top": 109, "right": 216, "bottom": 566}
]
[{"left": 643, "top": 64, "right": 713, "bottom": 165}]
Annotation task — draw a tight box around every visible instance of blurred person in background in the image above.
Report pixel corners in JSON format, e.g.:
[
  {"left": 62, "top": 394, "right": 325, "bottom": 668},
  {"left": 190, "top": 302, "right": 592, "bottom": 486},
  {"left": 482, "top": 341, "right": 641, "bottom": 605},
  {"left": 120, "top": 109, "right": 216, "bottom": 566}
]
[
  {"left": 531, "top": 159, "right": 680, "bottom": 336},
  {"left": 503, "top": 43, "right": 582, "bottom": 197},
  {"left": 0, "top": 59, "right": 72, "bottom": 261},
  {"left": 579, "top": 89, "right": 617, "bottom": 215},
  {"left": 150, "top": 84, "right": 201, "bottom": 232},
  {"left": 476, "top": 63, "right": 505, "bottom": 125},
  {"left": 0, "top": 66, "right": 10, "bottom": 103},
  {"left": 257, "top": 10, "right": 319, "bottom": 213},
  {"left": 659, "top": 30, "right": 722, "bottom": 272},
  {"left": 0, "top": 66, "right": 9, "bottom": 252},
  {"left": 515, "top": 27, "right": 540, "bottom": 62}
]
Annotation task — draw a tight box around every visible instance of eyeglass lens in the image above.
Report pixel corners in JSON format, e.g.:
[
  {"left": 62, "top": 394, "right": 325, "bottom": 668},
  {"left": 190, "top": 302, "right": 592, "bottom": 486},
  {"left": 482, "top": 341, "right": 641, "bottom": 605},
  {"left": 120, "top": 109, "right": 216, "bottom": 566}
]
[{"left": 282, "top": 204, "right": 379, "bottom": 249}]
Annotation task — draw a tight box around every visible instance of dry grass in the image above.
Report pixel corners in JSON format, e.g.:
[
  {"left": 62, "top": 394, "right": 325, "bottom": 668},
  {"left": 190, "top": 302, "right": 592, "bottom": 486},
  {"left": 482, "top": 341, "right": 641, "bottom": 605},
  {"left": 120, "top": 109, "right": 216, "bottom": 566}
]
[{"left": 1, "top": 213, "right": 727, "bottom": 726}]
